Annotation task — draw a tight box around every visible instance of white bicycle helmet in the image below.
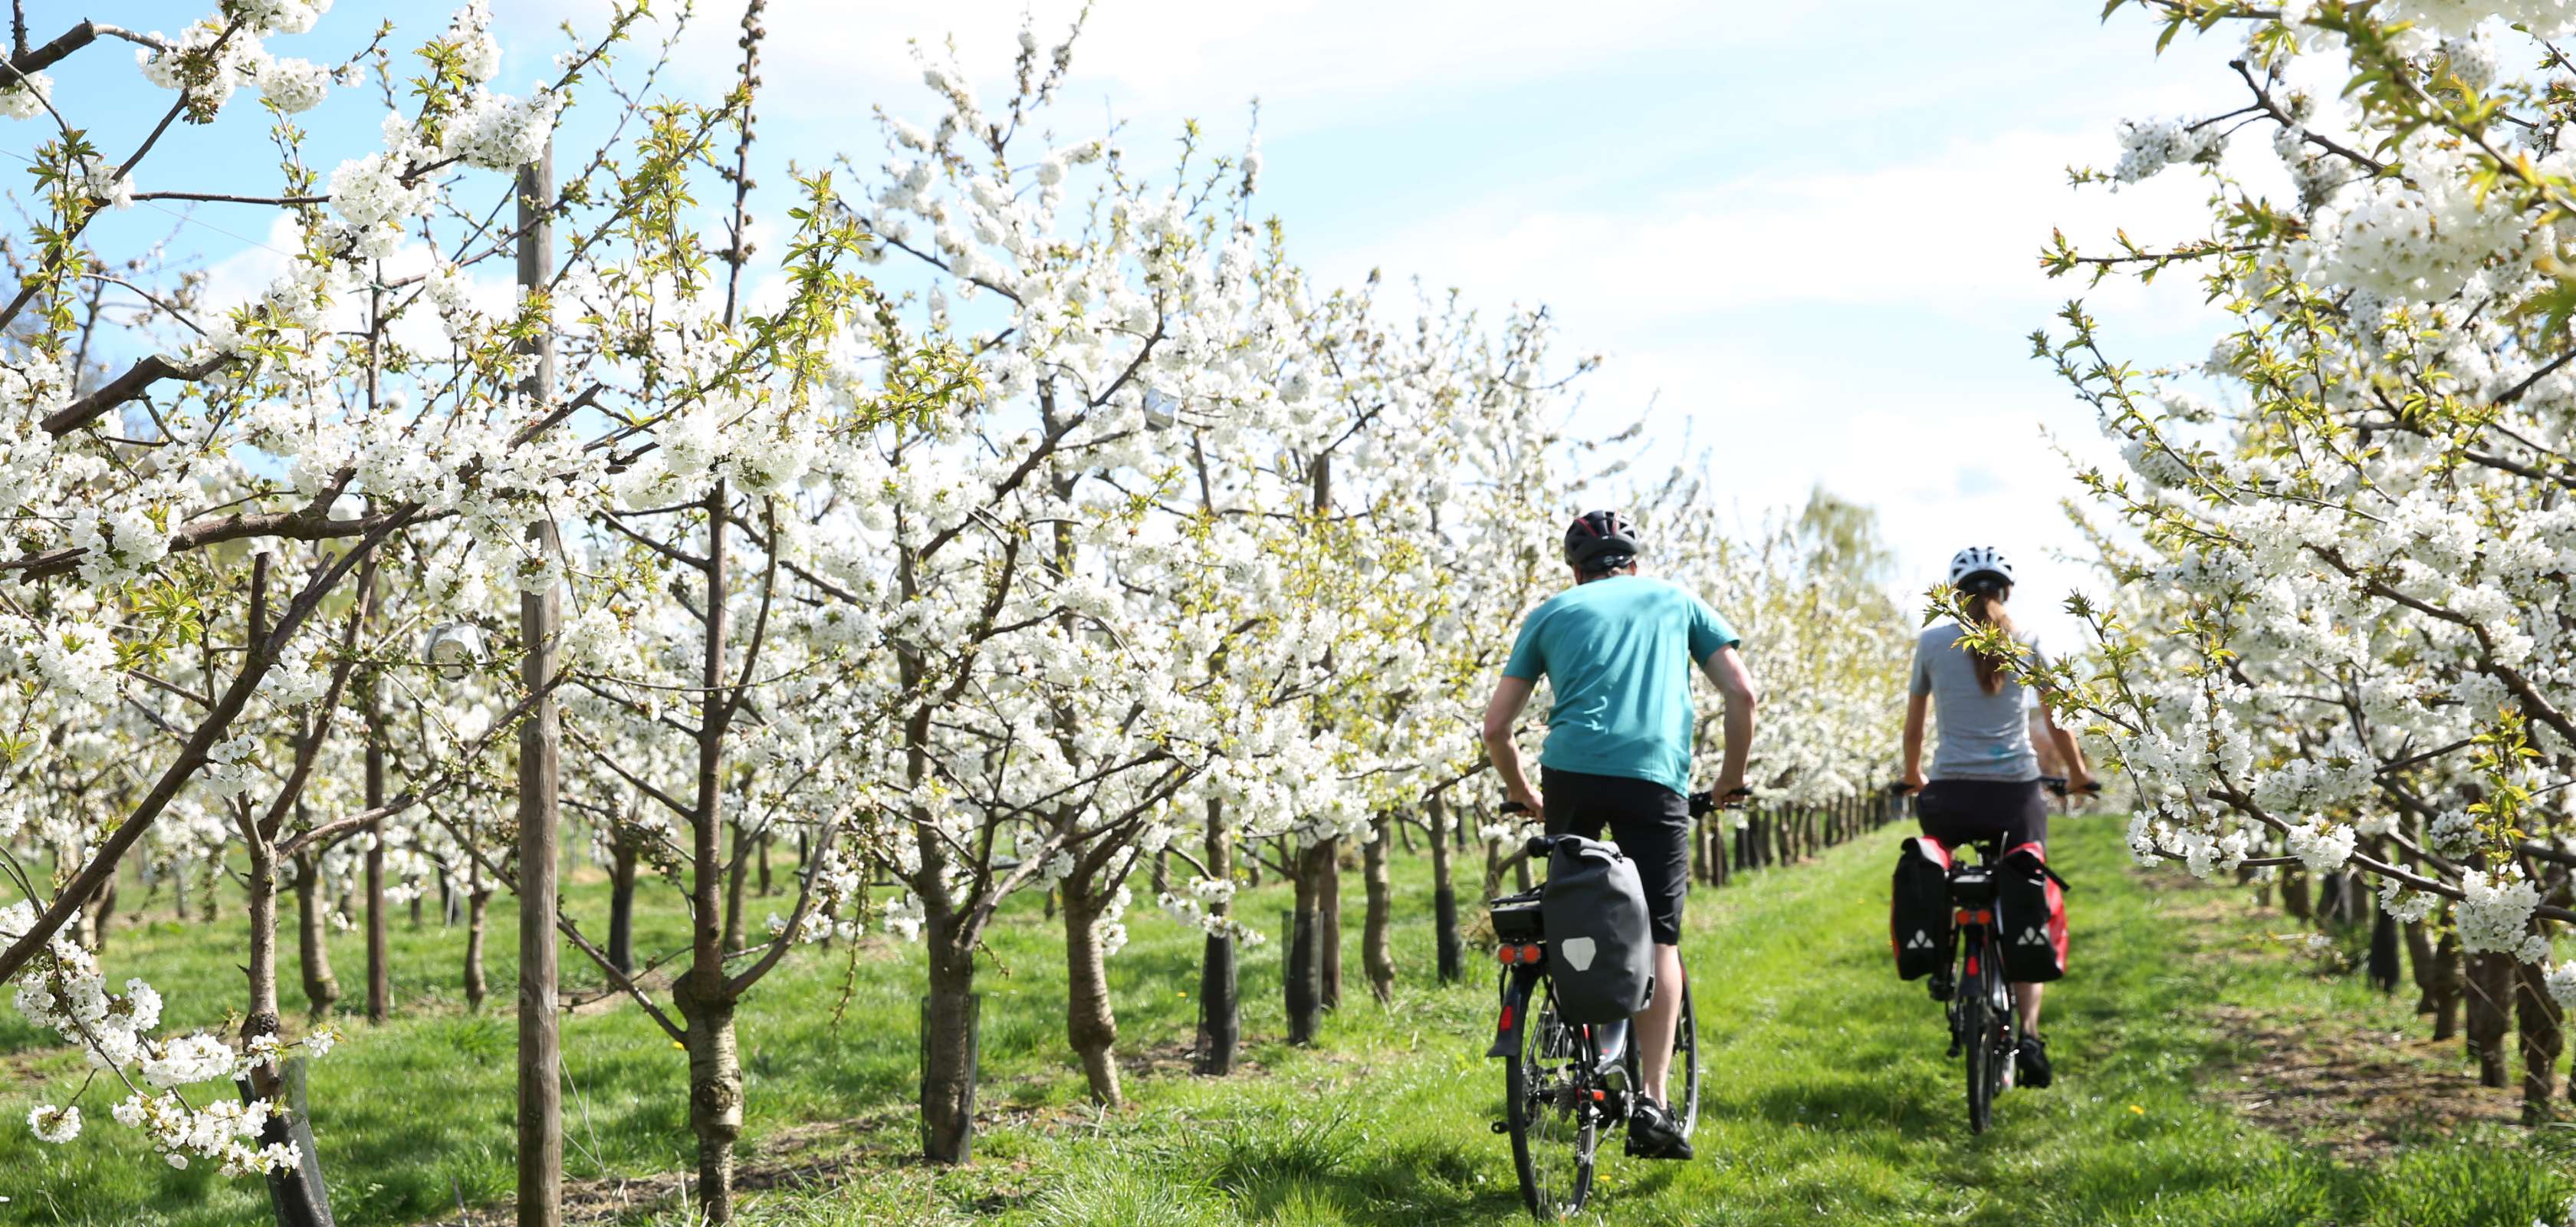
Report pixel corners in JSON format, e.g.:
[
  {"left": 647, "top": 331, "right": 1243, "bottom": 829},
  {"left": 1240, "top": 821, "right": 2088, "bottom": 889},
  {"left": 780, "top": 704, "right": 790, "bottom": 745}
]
[{"left": 1947, "top": 545, "right": 2013, "bottom": 590}]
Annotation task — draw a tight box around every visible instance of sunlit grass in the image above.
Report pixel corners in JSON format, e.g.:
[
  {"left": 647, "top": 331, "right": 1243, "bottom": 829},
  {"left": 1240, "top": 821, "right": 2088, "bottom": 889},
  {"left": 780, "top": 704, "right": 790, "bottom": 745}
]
[{"left": 2, "top": 819, "right": 2563, "bottom": 1226}]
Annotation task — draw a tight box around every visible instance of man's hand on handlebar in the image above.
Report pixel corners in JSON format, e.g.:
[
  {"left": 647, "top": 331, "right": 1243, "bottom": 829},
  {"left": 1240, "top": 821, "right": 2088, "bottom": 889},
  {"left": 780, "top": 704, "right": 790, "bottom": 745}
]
[
  {"left": 1687, "top": 784, "right": 1753, "bottom": 818},
  {"left": 2039, "top": 774, "right": 2105, "bottom": 804},
  {"left": 1500, "top": 787, "right": 1545, "bottom": 825}
]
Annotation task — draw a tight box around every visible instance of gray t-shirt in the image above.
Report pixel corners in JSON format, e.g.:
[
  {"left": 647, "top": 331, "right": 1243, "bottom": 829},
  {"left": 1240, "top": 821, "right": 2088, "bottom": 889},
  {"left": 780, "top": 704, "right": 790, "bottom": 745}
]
[{"left": 1910, "top": 622, "right": 2047, "bottom": 782}]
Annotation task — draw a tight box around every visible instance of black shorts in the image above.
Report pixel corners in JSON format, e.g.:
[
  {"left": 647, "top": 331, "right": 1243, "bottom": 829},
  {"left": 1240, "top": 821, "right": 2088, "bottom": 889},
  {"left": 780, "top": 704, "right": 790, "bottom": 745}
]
[
  {"left": 1915, "top": 778, "right": 2049, "bottom": 853},
  {"left": 1540, "top": 767, "right": 1689, "bottom": 946}
]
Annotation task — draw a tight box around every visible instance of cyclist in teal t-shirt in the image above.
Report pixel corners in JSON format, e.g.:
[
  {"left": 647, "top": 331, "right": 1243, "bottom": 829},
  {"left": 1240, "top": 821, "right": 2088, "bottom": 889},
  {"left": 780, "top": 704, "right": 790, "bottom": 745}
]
[{"left": 1480, "top": 509, "right": 1760, "bottom": 1163}]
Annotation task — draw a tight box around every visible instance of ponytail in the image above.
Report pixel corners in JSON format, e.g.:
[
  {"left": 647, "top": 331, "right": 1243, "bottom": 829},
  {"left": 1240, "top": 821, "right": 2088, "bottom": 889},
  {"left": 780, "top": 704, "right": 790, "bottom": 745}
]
[{"left": 1964, "top": 587, "right": 2016, "bottom": 696}]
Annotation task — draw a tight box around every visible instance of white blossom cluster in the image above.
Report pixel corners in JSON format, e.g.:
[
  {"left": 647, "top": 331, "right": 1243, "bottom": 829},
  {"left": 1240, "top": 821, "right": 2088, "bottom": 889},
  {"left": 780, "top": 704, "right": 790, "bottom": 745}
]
[
  {"left": 2285, "top": 817, "right": 2358, "bottom": 873},
  {"left": 0, "top": 71, "right": 51, "bottom": 120},
  {"left": 2111, "top": 117, "right": 2220, "bottom": 183},
  {"left": 2052, "top": 0, "right": 2576, "bottom": 976},
  {"left": 3, "top": 903, "right": 330, "bottom": 1172}
]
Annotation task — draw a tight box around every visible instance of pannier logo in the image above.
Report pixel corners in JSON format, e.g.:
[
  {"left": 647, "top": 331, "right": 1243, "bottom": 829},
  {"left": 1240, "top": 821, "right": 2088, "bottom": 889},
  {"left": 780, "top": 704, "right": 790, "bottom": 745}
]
[
  {"left": 1560, "top": 936, "right": 1597, "bottom": 972},
  {"left": 1904, "top": 931, "right": 1935, "bottom": 950},
  {"left": 2016, "top": 927, "right": 2047, "bottom": 946}
]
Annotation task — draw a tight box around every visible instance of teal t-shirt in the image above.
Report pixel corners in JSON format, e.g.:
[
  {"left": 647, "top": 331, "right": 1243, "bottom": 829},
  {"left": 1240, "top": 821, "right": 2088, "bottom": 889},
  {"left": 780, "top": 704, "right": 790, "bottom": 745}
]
[{"left": 1500, "top": 575, "right": 1740, "bottom": 796}]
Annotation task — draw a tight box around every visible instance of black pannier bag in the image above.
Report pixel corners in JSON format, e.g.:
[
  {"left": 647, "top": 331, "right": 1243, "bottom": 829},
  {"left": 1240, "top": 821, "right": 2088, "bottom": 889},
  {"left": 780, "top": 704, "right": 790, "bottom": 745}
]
[
  {"left": 1998, "top": 841, "right": 2068, "bottom": 982},
  {"left": 1891, "top": 835, "right": 1953, "bottom": 979},
  {"left": 1540, "top": 836, "right": 1655, "bottom": 1023}
]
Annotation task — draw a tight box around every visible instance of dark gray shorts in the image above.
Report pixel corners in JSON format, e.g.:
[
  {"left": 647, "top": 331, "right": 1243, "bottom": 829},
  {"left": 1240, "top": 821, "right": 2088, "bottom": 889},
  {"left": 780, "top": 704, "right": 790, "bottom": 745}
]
[
  {"left": 1540, "top": 767, "right": 1690, "bottom": 946},
  {"left": 1915, "top": 778, "right": 2049, "bottom": 852}
]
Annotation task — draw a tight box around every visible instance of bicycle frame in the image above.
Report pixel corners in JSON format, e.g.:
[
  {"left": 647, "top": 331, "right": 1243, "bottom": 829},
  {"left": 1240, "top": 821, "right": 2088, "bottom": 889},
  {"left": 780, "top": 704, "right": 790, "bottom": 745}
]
[{"left": 1938, "top": 837, "right": 2019, "bottom": 1133}]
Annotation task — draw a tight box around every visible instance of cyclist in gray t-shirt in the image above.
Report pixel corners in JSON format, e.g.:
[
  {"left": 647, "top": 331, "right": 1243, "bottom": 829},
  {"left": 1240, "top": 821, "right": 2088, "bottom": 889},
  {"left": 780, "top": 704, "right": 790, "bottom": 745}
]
[{"left": 1899, "top": 546, "right": 2091, "bottom": 1088}]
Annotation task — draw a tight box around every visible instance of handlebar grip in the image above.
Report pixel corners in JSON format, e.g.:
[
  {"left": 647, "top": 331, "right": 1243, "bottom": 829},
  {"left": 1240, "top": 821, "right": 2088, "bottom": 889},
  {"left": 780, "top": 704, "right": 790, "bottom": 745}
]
[{"left": 1500, "top": 799, "right": 1529, "bottom": 816}]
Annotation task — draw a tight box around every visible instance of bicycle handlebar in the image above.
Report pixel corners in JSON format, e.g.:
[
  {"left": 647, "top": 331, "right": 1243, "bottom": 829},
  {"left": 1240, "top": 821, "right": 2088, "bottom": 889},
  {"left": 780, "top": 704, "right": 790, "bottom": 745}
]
[
  {"left": 1498, "top": 785, "right": 1753, "bottom": 825},
  {"left": 2039, "top": 775, "right": 2104, "bottom": 798},
  {"left": 1687, "top": 786, "right": 1753, "bottom": 818},
  {"left": 1888, "top": 778, "right": 2101, "bottom": 798}
]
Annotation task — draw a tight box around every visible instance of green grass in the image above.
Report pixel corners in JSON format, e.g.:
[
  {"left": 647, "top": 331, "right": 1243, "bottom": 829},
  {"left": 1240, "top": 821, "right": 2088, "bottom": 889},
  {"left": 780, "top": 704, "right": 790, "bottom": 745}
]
[{"left": 2, "top": 821, "right": 2565, "bottom": 1226}]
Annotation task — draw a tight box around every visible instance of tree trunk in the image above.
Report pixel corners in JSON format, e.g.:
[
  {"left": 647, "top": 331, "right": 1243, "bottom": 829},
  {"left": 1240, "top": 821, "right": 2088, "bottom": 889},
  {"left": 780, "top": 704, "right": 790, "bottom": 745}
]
[
  {"left": 242, "top": 843, "right": 336, "bottom": 1225},
  {"left": 1287, "top": 839, "right": 1329, "bottom": 1045},
  {"left": 675, "top": 978, "right": 742, "bottom": 1224},
  {"left": 608, "top": 837, "right": 639, "bottom": 975},
  {"left": 1197, "top": 799, "right": 1239, "bottom": 1075},
  {"left": 245, "top": 850, "right": 282, "bottom": 1059},
  {"left": 2469, "top": 950, "right": 2515, "bottom": 1087},
  {"left": 85, "top": 875, "right": 116, "bottom": 955},
  {"left": 1319, "top": 837, "right": 1343, "bottom": 1011},
  {"left": 1362, "top": 814, "right": 1395, "bottom": 1005},
  {"left": 1428, "top": 794, "right": 1460, "bottom": 985},
  {"left": 464, "top": 887, "right": 491, "bottom": 1012},
  {"left": 722, "top": 821, "right": 750, "bottom": 954},
  {"left": 2519, "top": 951, "right": 2564, "bottom": 1123},
  {"left": 2406, "top": 919, "right": 2442, "bottom": 1021},
  {"left": 2432, "top": 930, "right": 2464, "bottom": 1041},
  {"left": 2367, "top": 905, "right": 2400, "bottom": 993},
  {"left": 919, "top": 913, "right": 981, "bottom": 1163},
  {"left": 1062, "top": 887, "right": 1123, "bottom": 1106},
  {"left": 2281, "top": 870, "right": 2312, "bottom": 923},
  {"left": 757, "top": 833, "right": 774, "bottom": 897},
  {"left": 292, "top": 854, "right": 340, "bottom": 1019}
]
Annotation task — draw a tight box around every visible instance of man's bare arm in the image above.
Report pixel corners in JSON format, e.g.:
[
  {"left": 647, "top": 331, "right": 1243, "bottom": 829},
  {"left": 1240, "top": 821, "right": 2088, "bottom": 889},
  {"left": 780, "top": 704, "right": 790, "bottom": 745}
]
[
  {"left": 1697, "top": 644, "right": 1758, "bottom": 796},
  {"left": 1481, "top": 674, "right": 1543, "bottom": 817}
]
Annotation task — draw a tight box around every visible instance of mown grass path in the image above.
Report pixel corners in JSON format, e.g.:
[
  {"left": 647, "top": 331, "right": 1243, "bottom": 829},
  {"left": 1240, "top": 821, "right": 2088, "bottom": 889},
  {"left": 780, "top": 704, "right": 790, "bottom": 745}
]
[
  {"left": 804, "top": 817, "right": 2570, "bottom": 1227},
  {"left": 2, "top": 818, "right": 2565, "bottom": 1226}
]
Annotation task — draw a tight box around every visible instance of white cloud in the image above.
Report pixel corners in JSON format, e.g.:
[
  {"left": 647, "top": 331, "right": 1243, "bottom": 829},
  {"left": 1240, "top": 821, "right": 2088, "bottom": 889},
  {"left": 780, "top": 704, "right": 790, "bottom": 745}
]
[{"left": 1319, "top": 127, "right": 2228, "bottom": 327}]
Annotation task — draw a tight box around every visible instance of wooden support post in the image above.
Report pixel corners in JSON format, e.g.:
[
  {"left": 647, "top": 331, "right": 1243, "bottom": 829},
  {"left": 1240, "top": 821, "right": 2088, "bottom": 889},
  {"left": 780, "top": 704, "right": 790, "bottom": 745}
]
[{"left": 513, "top": 143, "right": 564, "bottom": 1227}]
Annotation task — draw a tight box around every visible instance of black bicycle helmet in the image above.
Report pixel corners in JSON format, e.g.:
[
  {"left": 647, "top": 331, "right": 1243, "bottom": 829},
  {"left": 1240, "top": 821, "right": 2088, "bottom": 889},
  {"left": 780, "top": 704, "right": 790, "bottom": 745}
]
[{"left": 1564, "top": 510, "right": 1641, "bottom": 573}]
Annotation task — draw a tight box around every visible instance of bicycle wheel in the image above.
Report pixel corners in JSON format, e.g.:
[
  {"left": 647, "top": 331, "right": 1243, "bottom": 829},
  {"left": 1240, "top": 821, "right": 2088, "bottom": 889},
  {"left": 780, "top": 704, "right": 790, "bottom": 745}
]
[
  {"left": 1673, "top": 979, "right": 1700, "bottom": 1139},
  {"left": 1960, "top": 961, "right": 1994, "bottom": 1135},
  {"left": 1506, "top": 979, "right": 1598, "bottom": 1220}
]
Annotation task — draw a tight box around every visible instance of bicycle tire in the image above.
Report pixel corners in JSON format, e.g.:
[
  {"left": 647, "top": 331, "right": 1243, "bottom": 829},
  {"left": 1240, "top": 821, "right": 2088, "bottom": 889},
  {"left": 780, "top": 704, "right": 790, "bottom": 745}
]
[
  {"left": 1961, "top": 956, "right": 1994, "bottom": 1135},
  {"left": 1505, "top": 979, "right": 1598, "bottom": 1220},
  {"left": 1674, "top": 980, "right": 1700, "bottom": 1139}
]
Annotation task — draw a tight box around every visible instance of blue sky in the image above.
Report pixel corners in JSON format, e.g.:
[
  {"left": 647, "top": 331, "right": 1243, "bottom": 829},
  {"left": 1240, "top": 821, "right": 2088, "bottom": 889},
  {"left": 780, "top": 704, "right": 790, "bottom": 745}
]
[{"left": 34, "top": 0, "right": 2257, "bottom": 646}]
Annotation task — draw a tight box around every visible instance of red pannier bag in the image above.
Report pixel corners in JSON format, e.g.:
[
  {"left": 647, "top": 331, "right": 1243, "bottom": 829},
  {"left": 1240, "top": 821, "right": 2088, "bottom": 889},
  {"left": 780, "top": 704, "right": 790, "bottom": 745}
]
[
  {"left": 1890, "top": 836, "right": 1952, "bottom": 980},
  {"left": 1999, "top": 841, "right": 2068, "bottom": 982}
]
